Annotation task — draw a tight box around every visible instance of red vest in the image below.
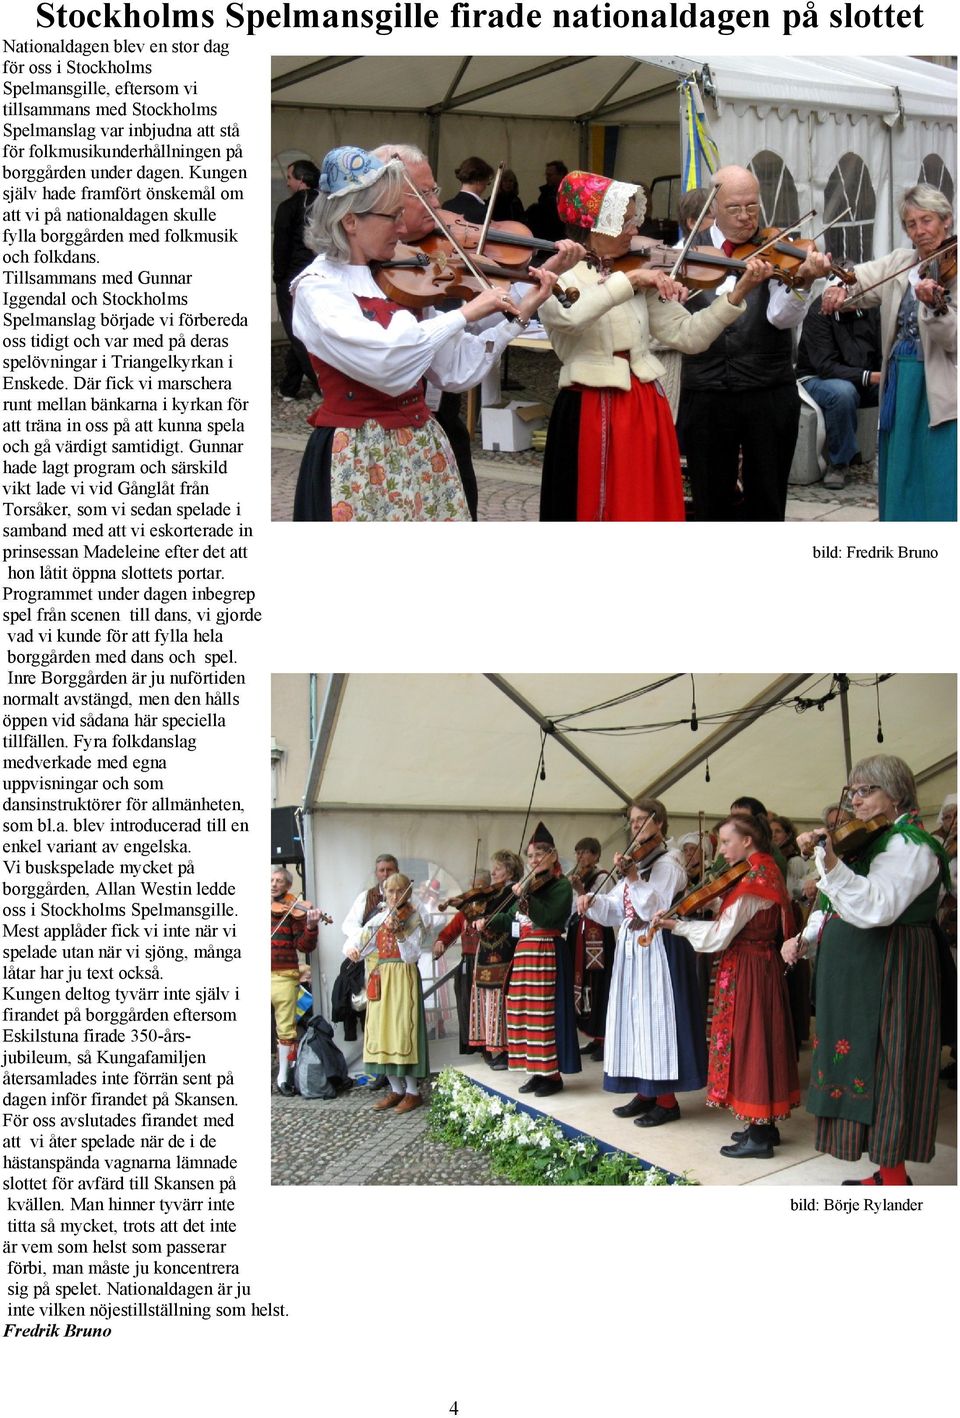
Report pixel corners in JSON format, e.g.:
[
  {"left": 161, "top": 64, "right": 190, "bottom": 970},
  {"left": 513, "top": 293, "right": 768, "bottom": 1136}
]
[{"left": 309, "top": 296, "right": 431, "bottom": 430}]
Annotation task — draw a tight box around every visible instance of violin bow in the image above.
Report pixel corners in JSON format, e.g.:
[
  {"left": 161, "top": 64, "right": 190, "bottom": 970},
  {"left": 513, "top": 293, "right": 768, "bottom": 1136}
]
[
  {"left": 843, "top": 238, "right": 958, "bottom": 310},
  {"left": 476, "top": 162, "right": 504, "bottom": 259},
  {"left": 668, "top": 182, "right": 721, "bottom": 283},
  {"left": 395, "top": 163, "right": 497, "bottom": 293},
  {"left": 581, "top": 813, "right": 655, "bottom": 913},
  {"left": 270, "top": 896, "right": 307, "bottom": 939}
]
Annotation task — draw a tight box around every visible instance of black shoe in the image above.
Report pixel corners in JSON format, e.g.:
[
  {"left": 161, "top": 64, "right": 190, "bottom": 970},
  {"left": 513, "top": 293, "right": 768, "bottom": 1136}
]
[
  {"left": 534, "top": 1077, "right": 564, "bottom": 1098},
  {"left": 370, "top": 1075, "right": 390, "bottom": 1091},
  {"left": 589, "top": 1042, "right": 605, "bottom": 1062},
  {"left": 635, "top": 1103, "right": 681, "bottom": 1128},
  {"left": 488, "top": 1053, "right": 509, "bottom": 1071},
  {"left": 580, "top": 1040, "right": 597, "bottom": 1055},
  {"left": 276, "top": 1080, "right": 296, "bottom": 1097},
  {"left": 613, "top": 1095, "right": 655, "bottom": 1119},
  {"left": 842, "top": 1171, "right": 913, "bottom": 1185},
  {"left": 518, "top": 1077, "right": 541, "bottom": 1094},
  {"left": 720, "top": 1128, "right": 774, "bottom": 1160},
  {"left": 730, "top": 1125, "right": 781, "bottom": 1146}
]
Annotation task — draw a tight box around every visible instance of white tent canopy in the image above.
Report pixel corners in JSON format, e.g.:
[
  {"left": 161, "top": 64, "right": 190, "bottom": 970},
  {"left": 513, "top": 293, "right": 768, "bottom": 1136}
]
[
  {"left": 301, "top": 672, "right": 956, "bottom": 819},
  {"left": 271, "top": 55, "right": 956, "bottom": 250}
]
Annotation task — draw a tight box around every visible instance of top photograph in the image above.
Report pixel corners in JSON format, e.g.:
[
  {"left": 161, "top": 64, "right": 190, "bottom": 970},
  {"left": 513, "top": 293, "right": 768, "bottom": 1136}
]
[{"left": 270, "top": 55, "right": 957, "bottom": 524}]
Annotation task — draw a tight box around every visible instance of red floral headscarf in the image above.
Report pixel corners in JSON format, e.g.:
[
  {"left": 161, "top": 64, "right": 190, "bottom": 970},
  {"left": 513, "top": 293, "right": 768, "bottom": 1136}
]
[{"left": 556, "top": 170, "right": 643, "bottom": 236}]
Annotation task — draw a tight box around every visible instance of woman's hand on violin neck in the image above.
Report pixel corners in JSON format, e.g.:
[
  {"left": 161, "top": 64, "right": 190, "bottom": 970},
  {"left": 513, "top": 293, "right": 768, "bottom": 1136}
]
[
  {"left": 542, "top": 238, "right": 586, "bottom": 276},
  {"left": 795, "top": 249, "right": 832, "bottom": 288},
  {"left": 462, "top": 288, "right": 521, "bottom": 324},
  {"left": 916, "top": 276, "right": 947, "bottom": 309},
  {"left": 730, "top": 256, "right": 775, "bottom": 303},
  {"left": 575, "top": 893, "right": 592, "bottom": 917},
  {"left": 781, "top": 937, "right": 804, "bottom": 966},
  {"left": 630, "top": 267, "right": 686, "bottom": 302},
  {"left": 516, "top": 265, "right": 559, "bottom": 319},
  {"left": 613, "top": 851, "right": 637, "bottom": 881},
  {"left": 820, "top": 284, "right": 848, "bottom": 315}
]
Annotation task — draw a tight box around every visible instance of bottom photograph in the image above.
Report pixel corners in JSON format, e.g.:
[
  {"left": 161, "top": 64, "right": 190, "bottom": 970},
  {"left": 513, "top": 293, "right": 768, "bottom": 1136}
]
[{"left": 269, "top": 673, "right": 957, "bottom": 1188}]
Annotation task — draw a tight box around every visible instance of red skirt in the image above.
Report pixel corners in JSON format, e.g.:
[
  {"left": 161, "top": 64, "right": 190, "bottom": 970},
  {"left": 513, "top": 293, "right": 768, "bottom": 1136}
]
[
  {"left": 575, "top": 375, "right": 685, "bottom": 522},
  {"left": 707, "top": 939, "right": 800, "bottom": 1123}
]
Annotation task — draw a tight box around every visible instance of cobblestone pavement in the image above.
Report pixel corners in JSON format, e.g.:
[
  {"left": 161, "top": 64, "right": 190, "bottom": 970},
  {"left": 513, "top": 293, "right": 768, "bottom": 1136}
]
[
  {"left": 271, "top": 346, "right": 878, "bottom": 522},
  {"left": 271, "top": 1079, "right": 510, "bottom": 1186}
]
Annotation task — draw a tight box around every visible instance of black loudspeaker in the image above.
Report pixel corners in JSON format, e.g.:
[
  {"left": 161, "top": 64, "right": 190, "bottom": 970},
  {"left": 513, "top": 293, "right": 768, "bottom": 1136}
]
[{"left": 272, "top": 806, "right": 304, "bottom": 863}]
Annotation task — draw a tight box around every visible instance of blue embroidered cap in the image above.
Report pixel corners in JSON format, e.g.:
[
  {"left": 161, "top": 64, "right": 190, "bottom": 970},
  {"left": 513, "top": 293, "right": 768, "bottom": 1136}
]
[{"left": 319, "top": 146, "right": 387, "bottom": 196}]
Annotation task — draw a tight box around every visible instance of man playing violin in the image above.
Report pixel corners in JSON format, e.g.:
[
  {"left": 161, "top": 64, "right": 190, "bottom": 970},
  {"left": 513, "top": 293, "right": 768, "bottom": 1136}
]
[
  {"left": 678, "top": 165, "right": 832, "bottom": 521},
  {"left": 565, "top": 837, "right": 615, "bottom": 1063},
  {"left": 576, "top": 800, "right": 706, "bottom": 1128},
  {"left": 271, "top": 867, "right": 324, "bottom": 1096}
]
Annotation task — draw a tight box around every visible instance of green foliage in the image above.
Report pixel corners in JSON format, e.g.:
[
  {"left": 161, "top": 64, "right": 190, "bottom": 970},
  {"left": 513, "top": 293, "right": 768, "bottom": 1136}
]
[{"left": 428, "top": 1069, "right": 698, "bottom": 1187}]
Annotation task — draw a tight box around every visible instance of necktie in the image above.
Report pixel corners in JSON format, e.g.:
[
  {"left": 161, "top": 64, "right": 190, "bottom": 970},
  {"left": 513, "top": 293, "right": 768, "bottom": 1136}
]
[{"left": 722, "top": 239, "right": 736, "bottom": 257}]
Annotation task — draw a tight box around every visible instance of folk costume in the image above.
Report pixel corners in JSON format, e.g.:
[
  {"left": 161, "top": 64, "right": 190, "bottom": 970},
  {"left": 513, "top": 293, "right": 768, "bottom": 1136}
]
[
  {"left": 672, "top": 852, "right": 800, "bottom": 1129},
  {"left": 271, "top": 893, "right": 318, "bottom": 1094},
  {"left": 568, "top": 864, "right": 616, "bottom": 1047},
  {"left": 434, "top": 908, "right": 482, "bottom": 1054},
  {"left": 538, "top": 171, "right": 749, "bottom": 523},
  {"left": 843, "top": 249, "right": 956, "bottom": 521},
  {"left": 467, "top": 870, "right": 520, "bottom": 1065},
  {"left": 800, "top": 816, "right": 950, "bottom": 1175},
  {"left": 348, "top": 903, "right": 437, "bottom": 1098},
  {"left": 486, "top": 824, "right": 575, "bottom": 1084},
  {"left": 290, "top": 148, "right": 518, "bottom": 523},
  {"left": 585, "top": 849, "right": 707, "bottom": 1110}
]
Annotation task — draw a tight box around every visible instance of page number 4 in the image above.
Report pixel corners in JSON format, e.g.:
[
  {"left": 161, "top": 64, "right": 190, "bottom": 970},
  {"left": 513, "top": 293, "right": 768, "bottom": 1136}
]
[{"left": 449, "top": 1406, "right": 459, "bottom": 1415}]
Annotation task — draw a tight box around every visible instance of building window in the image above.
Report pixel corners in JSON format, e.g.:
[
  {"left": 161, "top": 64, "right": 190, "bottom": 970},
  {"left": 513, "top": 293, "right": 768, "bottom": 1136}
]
[
  {"left": 919, "top": 153, "right": 955, "bottom": 204},
  {"left": 823, "top": 153, "right": 876, "bottom": 266},
  {"left": 748, "top": 150, "right": 800, "bottom": 229}
]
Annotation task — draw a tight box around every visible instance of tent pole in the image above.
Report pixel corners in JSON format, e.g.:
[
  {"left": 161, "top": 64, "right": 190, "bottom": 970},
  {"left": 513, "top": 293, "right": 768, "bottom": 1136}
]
[
  {"left": 837, "top": 673, "right": 853, "bottom": 779},
  {"left": 638, "top": 674, "right": 813, "bottom": 798},
  {"left": 483, "top": 673, "right": 633, "bottom": 806}
]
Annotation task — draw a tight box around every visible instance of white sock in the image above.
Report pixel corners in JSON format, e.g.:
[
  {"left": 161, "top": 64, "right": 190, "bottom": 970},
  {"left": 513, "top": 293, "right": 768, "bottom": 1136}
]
[
  {"left": 405, "top": 1080, "right": 419, "bottom": 1096},
  {"left": 389, "top": 1076, "right": 404, "bottom": 1095},
  {"left": 276, "top": 1043, "right": 293, "bottom": 1084}
]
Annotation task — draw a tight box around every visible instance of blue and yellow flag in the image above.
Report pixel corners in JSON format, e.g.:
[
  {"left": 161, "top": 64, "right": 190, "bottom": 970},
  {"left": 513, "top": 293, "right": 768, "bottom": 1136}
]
[{"left": 680, "top": 77, "right": 720, "bottom": 191}]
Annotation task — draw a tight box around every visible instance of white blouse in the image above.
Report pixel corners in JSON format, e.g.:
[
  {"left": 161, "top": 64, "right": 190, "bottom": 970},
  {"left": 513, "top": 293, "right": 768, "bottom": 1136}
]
[
  {"left": 347, "top": 904, "right": 440, "bottom": 965},
  {"left": 672, "top": 894, "right": 773, "bottom": 955},
  {"left": 290, "top": 255, "right": 515, "bottom": 398},
  {"left": 801, "top": 827, "right": 940, "bottom": 944},
  {"left": 585, "top": 854, "right": 687, "bottom": 930}
]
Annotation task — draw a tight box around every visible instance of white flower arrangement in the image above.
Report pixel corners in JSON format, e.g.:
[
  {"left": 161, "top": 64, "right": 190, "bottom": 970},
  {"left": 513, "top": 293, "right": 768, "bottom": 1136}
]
[{"left": 429, "top": 1069, "right": 696, "bottom": 1186}]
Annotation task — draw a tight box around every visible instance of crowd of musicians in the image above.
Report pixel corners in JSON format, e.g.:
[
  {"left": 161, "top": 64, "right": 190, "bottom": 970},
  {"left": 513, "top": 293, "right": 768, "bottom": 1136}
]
[
  {"left": 272, "top": 757, "right": 957, "bottom": 1185},
  {"left": 273, "top": 142, "right": 957, "bottom": 523}
]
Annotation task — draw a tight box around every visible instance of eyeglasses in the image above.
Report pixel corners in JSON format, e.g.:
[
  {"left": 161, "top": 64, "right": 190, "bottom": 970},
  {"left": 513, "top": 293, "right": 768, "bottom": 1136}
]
[
  {"left": 846, "top": 785, "right": 883, "bottom": 800},
  {"left": 417, "top": 185, "right": 441, "bottom": 199},
  {"left": 722, "top": 204, "right": 760, "bottom": 217},
  {"left": 359, "top": 209, "right": 405, "bottom": 224}
]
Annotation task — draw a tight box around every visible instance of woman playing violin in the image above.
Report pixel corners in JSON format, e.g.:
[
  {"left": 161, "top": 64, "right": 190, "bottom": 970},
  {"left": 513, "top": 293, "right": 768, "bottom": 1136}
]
[
  {"left": 431, "top": 868, "right": 492, "bottom": 1056},
  {"left": 345, "top": 872, "right": 443, "bottom": 1113},
  {"left": 538, "top": 170, "right": 774, "bottom": 521},
  {"left": 460, "top": 850, "right": 523, "bottom": 1070},
  {"left": 290, "top": 146, "right": 574, "bottom": 522},
  {"left": 651, "top": 814, "right": 799, "bottom": 1160},
  {"left": 482, "top": 823, "right": 575, "bottom": 1098},
  {"left": 271, "top": 866, "right": 323, "bottom": 1097},
  {"left": 821, "top": 184, "right": 956, "bottom": 521},
  {"left": 576, "top": 800, "right": 706, "bottom": 1128},
  {"left": 783, "top": 756, "right": 952, "bottom": 1185}
]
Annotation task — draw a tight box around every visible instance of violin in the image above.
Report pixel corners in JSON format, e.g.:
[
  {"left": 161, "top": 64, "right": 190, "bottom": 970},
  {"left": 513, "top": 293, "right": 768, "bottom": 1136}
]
[
  {"left": 611, "top": 830, "right": 663, "bottom": 878},
  {"left": 799, "top": 815, "right": 892, "bottom": 861},
  {"left": 373, "top": 242, "right": 578, "bottom": 311},
  {"left": 439, "top": 881, "right": 501, "bottom": 922},
  {"left": 514, "top": 848, "right": 559, "bottom": 899},
  {"left": 731, "top": 228, "right": 856, "bottom": 286},
  {"left": 270, "top": 895, "right": 333, "bottom": 933},
  {"left": 635, "top": 861, "right": 751, "bottom": 948},
  {"left": 918, "top": 237, "right": 957, "bottom": 316}
]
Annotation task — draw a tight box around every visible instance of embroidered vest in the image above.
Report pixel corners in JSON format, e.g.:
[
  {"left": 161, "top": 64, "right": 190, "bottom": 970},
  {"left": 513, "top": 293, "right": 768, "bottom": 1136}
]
[{"left": 309, "top": 295, "right": 431, "bottom": 429}]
